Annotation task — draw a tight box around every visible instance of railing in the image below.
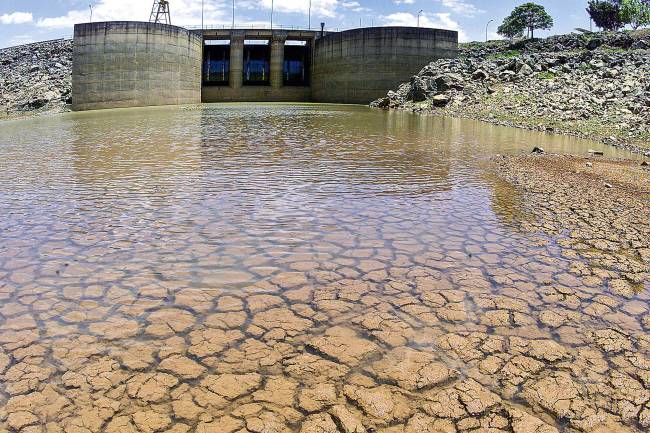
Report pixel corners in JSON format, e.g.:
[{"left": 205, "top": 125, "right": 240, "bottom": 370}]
[{"left": 182, "top": 24, "right": 345, "bottom": 32}]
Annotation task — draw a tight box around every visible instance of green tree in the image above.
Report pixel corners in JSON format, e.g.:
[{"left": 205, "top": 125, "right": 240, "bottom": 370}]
[
  {"left": 497, "top": 16, "right": 525, "bottom": 39},
  {"left": 587, "top": 0, "right": 624, "bottom": 31},
  {"left": 620, "top": 0, "right": 650, "bottom": 29},
  {"left": 498, "top": 3, "right": 554, "bottom": 40}
]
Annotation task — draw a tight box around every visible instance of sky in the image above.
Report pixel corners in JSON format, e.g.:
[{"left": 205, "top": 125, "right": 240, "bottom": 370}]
[{"left": 1, "top": 0, "right": 599, "bottom": 48}]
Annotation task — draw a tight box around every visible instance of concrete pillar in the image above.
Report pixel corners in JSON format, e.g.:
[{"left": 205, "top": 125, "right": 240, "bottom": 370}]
[
  {"left": 270, "top": 33, "right": 287, "bottom": 89},
  {"left": 229, "top": 32, "right": 245, "bottom": 89}
]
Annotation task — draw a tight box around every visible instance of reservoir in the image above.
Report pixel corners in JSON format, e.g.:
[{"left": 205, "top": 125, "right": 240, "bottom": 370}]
[{"left": 0, "top": 104, "right": 646, "bottom": 432}]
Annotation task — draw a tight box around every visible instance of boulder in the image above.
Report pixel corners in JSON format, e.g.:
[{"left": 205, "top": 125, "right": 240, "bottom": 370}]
[
  {"left": 431, "top": 94, "right": 451, "bottom": 107},
  {"left": 434, "top": 73, "right": 464, "bottom": 91},
  {"left": 472, "top": 69, "right": 488, "bottom": 80},
  {"left": 586, "top": 38, "right": 603, "bottom": 50}
]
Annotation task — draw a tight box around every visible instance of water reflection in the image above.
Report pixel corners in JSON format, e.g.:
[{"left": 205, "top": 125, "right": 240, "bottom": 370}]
[{"left": 0, "top": 104, "right": 646, "bottom": 433}]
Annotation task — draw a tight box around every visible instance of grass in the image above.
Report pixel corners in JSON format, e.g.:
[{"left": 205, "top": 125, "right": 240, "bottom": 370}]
[
  {"left": 537, "top": 71, "right": 557, "bottom": 80},
  {"left": 488, "top": 50, "right": 522, "bottom": 60}
]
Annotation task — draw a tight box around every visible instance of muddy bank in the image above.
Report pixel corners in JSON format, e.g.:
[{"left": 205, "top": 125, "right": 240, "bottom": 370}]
[{"left": 373, "top": 31, "right": 650, "bottom": 155}]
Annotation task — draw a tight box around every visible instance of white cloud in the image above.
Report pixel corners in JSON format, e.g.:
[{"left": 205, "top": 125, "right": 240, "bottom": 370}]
[
  {"left": 437, "top": 0, "right": 484, "bottom": 16},
  {"left": 393, "top": 0, "right": 415, "bottom": 4},
  {"left": 341, "top": 2, "right": 369, "bottom": 13},
  {"left": 36, "top": 0, "right": 229, "bottom": 29},
  {"left": 257, "top": 0, "right": 340, "bottom": 18},
  {"left": 0, "top": 12, "right": 34, "bottom": 25},
  {"left": 382, "top": 12, "right": 467, "bottom": 42}
]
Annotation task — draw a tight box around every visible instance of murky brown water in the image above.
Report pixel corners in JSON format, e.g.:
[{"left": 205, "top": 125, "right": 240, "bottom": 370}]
[{"left": 0, "top": 104, "right": 647, "bottom": 433}]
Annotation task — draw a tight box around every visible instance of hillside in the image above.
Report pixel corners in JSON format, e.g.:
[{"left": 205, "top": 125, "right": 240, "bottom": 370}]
[
  {"left": 0, "top": 39, "right": 72, "bottom": 119},
  {"left": 372, "top": 31, "right": 650, "bottom": 155}
]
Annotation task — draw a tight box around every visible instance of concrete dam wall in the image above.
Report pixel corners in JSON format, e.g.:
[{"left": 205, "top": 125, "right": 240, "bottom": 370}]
[
  {"left": 71, "top": 22, "right": 458, "bottom": 110},
  {"left": 312, "top": 27, "right": 458, "bottom": 104},
  {"left": 72, "top": 22, "right": 202, "bottom": 111}
]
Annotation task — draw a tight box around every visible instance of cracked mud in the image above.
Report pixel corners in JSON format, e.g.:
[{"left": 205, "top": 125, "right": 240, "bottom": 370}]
[{"left": 0, "top": 106, "right": 648, "bottom": 433}]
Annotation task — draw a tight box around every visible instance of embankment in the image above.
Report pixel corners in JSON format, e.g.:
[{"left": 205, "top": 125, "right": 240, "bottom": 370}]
[
  {"left": 373, "top": 31, "right": 650, "bottom": 155},
  {"left": 0, "top": 39, "right": 72, "bottom": 119}
]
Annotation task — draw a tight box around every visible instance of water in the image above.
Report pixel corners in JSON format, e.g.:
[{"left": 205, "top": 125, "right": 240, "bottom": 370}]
[{"left": 0, "top": 104, "right": 646, "bottom": 433}]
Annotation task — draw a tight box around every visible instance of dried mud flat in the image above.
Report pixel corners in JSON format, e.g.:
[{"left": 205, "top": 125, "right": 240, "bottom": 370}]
[{"left": 1, "top": 155, "right": 649, "bottom": 433}]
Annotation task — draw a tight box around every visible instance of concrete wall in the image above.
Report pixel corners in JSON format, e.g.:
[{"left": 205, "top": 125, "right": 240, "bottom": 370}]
[
  {"left": 312, "top": 27, "right": 458, "bottom": 104},
  {"left": 72, "top": 21, "right": 202, "bottom": 111},
  {"left": 71, "top": 23, "right": 457, "bottom": 110}
]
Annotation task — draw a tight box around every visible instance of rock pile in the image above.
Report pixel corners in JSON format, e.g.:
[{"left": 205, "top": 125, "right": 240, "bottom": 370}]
[
  {"left": 0, "top": 39, "right": 72, "bottom": 118},
  {"left": 373, "top": 31, "right": 650, "bottom": 154}
]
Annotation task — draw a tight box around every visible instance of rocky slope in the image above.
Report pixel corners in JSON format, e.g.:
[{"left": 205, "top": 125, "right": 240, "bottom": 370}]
[
  {"left": 0, "top": 39, "right": 72, "bottom": 119},
  {"left": 373, "top": 31, "right": 650, "bottom": 155}
]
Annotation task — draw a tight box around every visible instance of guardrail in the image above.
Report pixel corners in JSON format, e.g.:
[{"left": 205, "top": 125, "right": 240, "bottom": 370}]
[{"left": 183, "top": 24, "right": 345, "bottom": 32}]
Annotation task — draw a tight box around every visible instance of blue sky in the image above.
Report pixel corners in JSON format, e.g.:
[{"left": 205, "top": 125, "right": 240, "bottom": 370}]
[{"left": 1, "top": 1, "right": 598, "bottom": 48}]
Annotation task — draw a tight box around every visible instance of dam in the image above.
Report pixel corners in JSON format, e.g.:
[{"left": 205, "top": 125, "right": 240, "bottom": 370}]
[{"left": 71, "top": 21, "right": 458, "bottom": 111}]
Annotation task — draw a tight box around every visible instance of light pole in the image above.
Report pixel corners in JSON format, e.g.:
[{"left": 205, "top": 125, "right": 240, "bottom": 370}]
[
  {"left": 308, "top": 0, "right": 312, "bottom": 30},
  {"left": 201, "top": 0, "right": 204, "bottom": 29},
  {"left": 417, "top": 10, "right": 423, "bottom": 27},
  {"left": 271, "top": 0, "right": 274, "bottom": 30},
  {"left": 89, "top": 4, "right": 93, "bottom": 23},
  {"left": 232, "top": 0, "right": 235, "bottom": 28},
  {"left": 486, "top": 19, "right": 494, "bottom": 42}
]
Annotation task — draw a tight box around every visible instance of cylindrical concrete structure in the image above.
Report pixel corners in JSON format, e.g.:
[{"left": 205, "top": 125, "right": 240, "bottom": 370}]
[
  {"left": 312, "top": 27, "right": 458, "bottom": 104},
  {"left": 72, "top": 21, "right": 202, "bottom": 111},
  {"left": 270, "top": 33, "right": 287, "bottom": 89},
  {"left": 229, "top": 32, "right": 245, "bottom": 90}
]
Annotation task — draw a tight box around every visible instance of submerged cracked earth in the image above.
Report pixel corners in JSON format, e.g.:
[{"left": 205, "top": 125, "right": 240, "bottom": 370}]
[{"left": 0, "top": 105, "right": 648, "bottom": 433}]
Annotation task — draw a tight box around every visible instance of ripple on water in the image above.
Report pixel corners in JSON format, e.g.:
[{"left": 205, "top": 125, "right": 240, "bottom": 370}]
[{"left": 0, "top": 104, "right": 647, "bottom": 433}]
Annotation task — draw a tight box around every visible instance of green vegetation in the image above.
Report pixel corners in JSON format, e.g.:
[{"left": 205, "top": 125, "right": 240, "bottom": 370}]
[
  {"left": 498, "top": 3, "right": 554, "bottom": 39},
  {"left": 587, "top": 1, "right": 624, "bottom": 31},
  {"left": 587, "top": 0, "right": 650, "bottom": 30},
  {"left": 488, "top": 49, "right": 523, "bottom": 59},
  {"left": 537, "top": 71, "right": 558, "bottom": 79},
  {"left": 620, "top": 0, "right": 650, "bottom": 29}
]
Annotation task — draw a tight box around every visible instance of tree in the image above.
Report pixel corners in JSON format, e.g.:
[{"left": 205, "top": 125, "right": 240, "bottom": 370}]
[
  {"left": 497, "top": 16, "right": 525, "bottom": 39},
  {"left": 620, "top": 0, "right": 650, "bottom": 29},
  {"left": 587, "top": 0, "right": 624, "bottom": 31},
  {"left": 498, "top": 3, "right": 554, "bottom": 40}
]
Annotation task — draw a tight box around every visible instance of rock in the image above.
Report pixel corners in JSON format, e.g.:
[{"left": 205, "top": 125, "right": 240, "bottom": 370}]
[
  {"left": 605, "top": 183, "right": 613, "bottom": 189},
  {"left": 518, "top": 63, "right": 533, "bottom": 76},
  {"left": 434, "top": 73, "right": 464, "bottom": 91},
  {"left": 372, "top": 31, "right": 650, "bottom": 153},
  {"left": 431, "top": 94, "right": 451, "bottom": 107},
  {"left": 408, "top": 76, "right": 433, "bottom": 102},
  {"left": 641, "top": 161, "right": 648, "bottom": 167},
  {"left": 587, "top": 38, "right": 603, "bottom": 50},
  {"left": 472, "top": 69, "right": 488, "bottom": 80},
  {"left": 532, "top": 147, "right": 545, "bottom": 154}
]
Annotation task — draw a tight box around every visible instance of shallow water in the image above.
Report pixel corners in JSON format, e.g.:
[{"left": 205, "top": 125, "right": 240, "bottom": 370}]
[{"left": 0, "top": 104, "right": 647, "bottom": 433}]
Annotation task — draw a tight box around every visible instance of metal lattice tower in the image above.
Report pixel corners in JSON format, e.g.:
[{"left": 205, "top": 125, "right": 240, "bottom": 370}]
[{"left": 150, "top": 0, "right": 171, "bottom": 25}]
